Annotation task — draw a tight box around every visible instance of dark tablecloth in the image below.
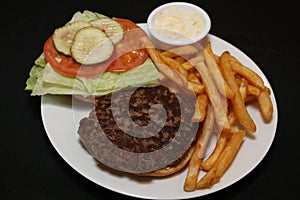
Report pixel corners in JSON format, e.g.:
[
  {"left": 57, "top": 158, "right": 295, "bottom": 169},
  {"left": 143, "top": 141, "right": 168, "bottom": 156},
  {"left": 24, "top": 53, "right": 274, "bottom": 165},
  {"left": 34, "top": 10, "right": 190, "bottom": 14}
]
[{"left": 1, "top": 0, "right": 299, "bottom": 199}]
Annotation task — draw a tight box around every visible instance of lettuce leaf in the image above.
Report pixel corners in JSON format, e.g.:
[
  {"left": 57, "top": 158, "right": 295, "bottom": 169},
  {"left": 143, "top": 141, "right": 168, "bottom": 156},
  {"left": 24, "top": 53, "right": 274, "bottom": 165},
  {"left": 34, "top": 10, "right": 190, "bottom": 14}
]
[
  {"left": 29, "top": 57, "right": 160, "bottom": 96},
  {"left": 70, "top": 10, "right": 108, "bottom": 23},
  {"left": 25, "top": 54, "right": 46, "bottom": 91}
]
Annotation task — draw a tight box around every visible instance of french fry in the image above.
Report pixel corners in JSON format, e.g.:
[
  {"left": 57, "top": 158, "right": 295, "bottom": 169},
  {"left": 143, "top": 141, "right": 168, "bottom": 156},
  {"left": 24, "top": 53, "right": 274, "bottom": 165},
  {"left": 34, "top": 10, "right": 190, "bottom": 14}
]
[
  {"left": 188, "top": 81, "right": 205, "bottom": 95},
  {"left": 160, "top": 51, "right": 206, "bottom": 95},
  {"left": 174, "top": 56, "right": 186, "bottom": 64},
  {"left": 204, "top": 43, "right": 234, "bottom": 99},
  {"left": 201, "top": 131, "right": 229, "bottom": 171},
  {"left": 214, "top": 54, "right": 220, "bottom": 65},
  {"left": 257, "top": 87, "right": 273, "bottom": 121},
  {"left": 184, "top": 104, "right": 215, "bottom": 192},
  {"left": 235, "top": 77, "right": 261, "bottom": 97},
  {"left": 178, "top": 65, "right": 189, "bottom": 78},
  {"left": 192, "top": 94, "right": 209, "bottom": 122},
  {"left": 195, "top": 61, "right": 230, "bottom": 131},
  {"left": 181, "top": 53, "right": 205, "bottom": 71},
  {"left": 197, "top": 130, "right": 245, "bottom": 189},
  {"left": 187, "top": 72, "right": 205, "bottom": 94},
  {"left": 141, "top": 36, "right": 166, "bottom": 66},
  {"left": 190, "top": 69, "right": 201, "bottom": 80},
  {"left": 182, "top": 61, "right": 195, "bottom": 71},
  {"left": 239, "top": 78, "right": 248, "bottom": 101},
  {"left": 228, "top": 110, "right": 237, "bottom": 127},
  {"left": 142, "top": 36, "right": 188, "bottom": 92},
  {"left": 159, "top": 53, "right": 180, "bottom": 70},
  {"left": 157, "top": 64, "right": 189, "bottom": 90},
  {"left": 219, "top": 52, "right": 256, "bottom": 132},
  {"left": 186, "top": 53, "right": 205, "bottom": 66},
  {"left": 180, "top": 52, "right": 203, "bottom": 71},
  {"left": 188, "top": 72, "right": 200, "bottom": 83},
  {"left": 229, "top": 55, "right": 265, "bottom": 90},
  {"left": 160, "top": 53, "right": 189, "bottom": 78},
  {"left": 248, "top": 85, "right": 261, "bottom": 97},
  {"left": 161, "top": 45, "right": 198, "bottom": 58}
]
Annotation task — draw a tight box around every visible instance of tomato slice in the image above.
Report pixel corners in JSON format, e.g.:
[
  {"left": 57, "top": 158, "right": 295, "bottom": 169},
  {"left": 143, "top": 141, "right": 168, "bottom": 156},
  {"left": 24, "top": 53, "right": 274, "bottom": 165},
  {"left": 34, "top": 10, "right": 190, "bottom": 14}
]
[
  {"left": 105, "top": 18, "right": 148, "bottom": 72},
  {"left": 43, "top": 18, "right": 149, "bottom": 77},
  {"left": 44, "top": 36, "right": 112, "bottom": 77}
]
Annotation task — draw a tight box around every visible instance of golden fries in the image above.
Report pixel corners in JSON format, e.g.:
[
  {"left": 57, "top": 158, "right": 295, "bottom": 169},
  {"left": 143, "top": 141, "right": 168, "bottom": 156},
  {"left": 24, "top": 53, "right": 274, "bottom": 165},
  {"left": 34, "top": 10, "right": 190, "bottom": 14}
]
[
  {"left": 182, "top": 61, "right": 195, "bottom": 71},
  {"left": 184, "top": 104, "right": 215, "bottom": 191},
  {"left": 219, "top": 52, "right": 256, "bottom": 132},
  {"left": 188, "top": 72, "right": 200, "bottom": 83},
  {"left": 239, "top": 78, "right": 248, "bottom": 101},
  {"left": 192, "top": 93, "right": 208, "bottom": 122},
  {"left": 143, "top": 39, "right": 274, "bottom": 191},
  {"left": 174, "top": 56, "right": 186, "bottom": 64},
  {"left": 248, "top": 85, "right": 261, "bottom": 97},
  {"left": 214, "top": 54, "right": 220, "bottom": 65},
  {"left": 201, "top": 131, "right": 229, "bottom": 171},
  {"left": 228, "top": 110, "right": 237, "bottom": 127},
  {"left": 195, "top": 61, "right": 230, "bottom": 130},
  {"left": 159, "top": 53, "right": 190, "bottom": 79},
  {"left": 229, "top": 55, "right": 265, "bottom": 90},
  {"left": 161, "top": 45, "right": 198, "bottom": 58},
  {"left": 197, "top": 130, "right": 245, "bottom": 189},
  {"left": 188, "top": 81, "right": 205, "bottom": 95},
  {"left": 183, "top": 53, "right": 205, "bottom": 70},
  {"left": 159, "top": 53, "right": 181, "bottom": 70},
  {"left": 204, "top": 43, "right": 234, "bottom": 99},
  {"left": 257, "top": 87, "right": 273, "bottom": 121},
  {"left": 235, "top": 77, "right": 261, "bottom": 97},
  {"left": 142, "top": 36, "right": 166, "bottom": 66}
]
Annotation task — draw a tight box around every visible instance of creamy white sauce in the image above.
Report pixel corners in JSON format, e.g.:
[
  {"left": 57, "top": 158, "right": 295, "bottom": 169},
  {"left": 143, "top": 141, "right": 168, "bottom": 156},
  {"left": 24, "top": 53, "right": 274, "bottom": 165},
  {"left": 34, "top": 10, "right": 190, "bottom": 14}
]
[{"left": 153, "top": 7, "right": 205, "bottom": 40}]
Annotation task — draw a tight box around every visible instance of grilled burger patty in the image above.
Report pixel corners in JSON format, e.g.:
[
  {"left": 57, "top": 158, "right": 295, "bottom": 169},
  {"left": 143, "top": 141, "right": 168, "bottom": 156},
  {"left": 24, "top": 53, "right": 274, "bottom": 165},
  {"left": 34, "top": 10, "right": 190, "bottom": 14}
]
[{"left": 78, "top": 85, "right": 199, "bottom": 174}]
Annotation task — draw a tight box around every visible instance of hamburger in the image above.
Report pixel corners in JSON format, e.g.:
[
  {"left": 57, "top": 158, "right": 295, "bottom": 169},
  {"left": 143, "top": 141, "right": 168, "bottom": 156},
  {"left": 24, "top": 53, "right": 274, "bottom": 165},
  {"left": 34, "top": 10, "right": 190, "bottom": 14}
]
[{"left": 77, "top": 85, "right": 200, "bottom": 176}]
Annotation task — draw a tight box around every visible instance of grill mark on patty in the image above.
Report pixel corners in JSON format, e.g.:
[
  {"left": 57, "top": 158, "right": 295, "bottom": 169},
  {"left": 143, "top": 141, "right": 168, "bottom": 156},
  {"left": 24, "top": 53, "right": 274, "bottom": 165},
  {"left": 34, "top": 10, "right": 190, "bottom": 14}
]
[{"left": 95, "top": 86, "right": 181, "bottom": 153}]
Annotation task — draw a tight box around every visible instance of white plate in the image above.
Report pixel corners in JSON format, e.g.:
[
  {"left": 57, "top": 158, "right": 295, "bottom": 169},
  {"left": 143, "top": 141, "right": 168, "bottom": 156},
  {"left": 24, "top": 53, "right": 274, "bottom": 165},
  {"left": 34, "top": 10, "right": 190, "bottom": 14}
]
[{"left": 41, "top": 23, "right": 278, "bottom": 199}]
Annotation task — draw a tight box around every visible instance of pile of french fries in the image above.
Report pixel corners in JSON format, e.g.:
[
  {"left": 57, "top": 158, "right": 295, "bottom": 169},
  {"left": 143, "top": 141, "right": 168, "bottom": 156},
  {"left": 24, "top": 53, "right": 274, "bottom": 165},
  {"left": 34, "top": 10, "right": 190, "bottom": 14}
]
[{"left": 142, "top": 37, "right": 274, "bottom": 191}]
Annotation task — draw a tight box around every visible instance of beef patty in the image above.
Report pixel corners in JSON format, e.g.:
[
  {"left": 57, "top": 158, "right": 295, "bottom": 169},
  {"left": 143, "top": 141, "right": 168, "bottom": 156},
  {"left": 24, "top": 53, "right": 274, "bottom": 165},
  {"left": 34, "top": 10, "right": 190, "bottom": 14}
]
[{"left": 78, "top": 85, "right": 199, "bottom": 173}]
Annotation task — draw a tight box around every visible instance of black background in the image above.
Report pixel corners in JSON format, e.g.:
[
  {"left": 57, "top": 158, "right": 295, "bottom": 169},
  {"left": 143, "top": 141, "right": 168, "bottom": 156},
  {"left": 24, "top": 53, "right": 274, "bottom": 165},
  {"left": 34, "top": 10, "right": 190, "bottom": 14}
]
[{"left": 1, "top": 0, "right": 299, "bottom": 199}]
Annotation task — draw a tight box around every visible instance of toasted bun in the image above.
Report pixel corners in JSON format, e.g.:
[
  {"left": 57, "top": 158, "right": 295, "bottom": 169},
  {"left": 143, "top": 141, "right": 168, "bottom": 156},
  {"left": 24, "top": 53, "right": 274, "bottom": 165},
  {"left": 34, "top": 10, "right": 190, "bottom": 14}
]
[{"left": 134, "top": 146, "right": 194, "bottom": 177}]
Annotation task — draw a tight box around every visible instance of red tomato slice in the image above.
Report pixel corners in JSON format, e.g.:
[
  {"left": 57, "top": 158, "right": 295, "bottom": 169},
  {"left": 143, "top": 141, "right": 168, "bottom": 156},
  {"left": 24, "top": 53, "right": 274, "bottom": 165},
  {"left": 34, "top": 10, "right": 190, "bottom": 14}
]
[
  {"left": 105, "top": 18, "right": 148, "bottom": 72},
  {"left": 43, "top": 18, "right": 149, "bottom": 77},
  {"left": 43, "top": 36, "right": 112, "bottom": 77}
]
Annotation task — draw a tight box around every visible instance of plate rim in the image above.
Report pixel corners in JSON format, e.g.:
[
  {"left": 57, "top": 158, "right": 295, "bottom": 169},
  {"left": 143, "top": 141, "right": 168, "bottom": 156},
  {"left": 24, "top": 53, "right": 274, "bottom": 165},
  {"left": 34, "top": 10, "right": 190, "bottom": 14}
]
[{"left": 40, "top": 23, "right": 278, "bottom": 200}]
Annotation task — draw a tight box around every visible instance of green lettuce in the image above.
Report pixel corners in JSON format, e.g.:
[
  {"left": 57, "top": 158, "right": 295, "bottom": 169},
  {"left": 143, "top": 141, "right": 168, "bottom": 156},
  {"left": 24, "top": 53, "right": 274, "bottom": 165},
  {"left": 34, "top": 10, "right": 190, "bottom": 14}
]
[
  {"left": 25, "top": 54, "right": 46, "bottom": 91},
  {"left": 25, "top": 10, "right": 161, "bottom": 96},
  {"left": 70, "top": 10, "right": 109, "bottom": 23},
  {"left": 26, "top": 56, "right": 160, "bottom": 96}
]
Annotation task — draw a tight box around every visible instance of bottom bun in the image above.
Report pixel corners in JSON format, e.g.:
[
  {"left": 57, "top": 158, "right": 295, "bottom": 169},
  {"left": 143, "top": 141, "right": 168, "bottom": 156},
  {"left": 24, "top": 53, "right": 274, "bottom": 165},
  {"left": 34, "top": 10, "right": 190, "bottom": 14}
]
[{"left": 134, "top": 146, "right": 194, "bottom": 177}]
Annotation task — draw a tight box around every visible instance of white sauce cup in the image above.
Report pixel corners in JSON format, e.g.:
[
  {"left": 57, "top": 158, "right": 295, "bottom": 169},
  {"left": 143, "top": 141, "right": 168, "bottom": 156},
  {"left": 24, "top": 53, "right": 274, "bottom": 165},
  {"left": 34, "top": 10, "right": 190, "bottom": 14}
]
[{"left": 147, "top": 2, "right": 211, "bottom": 48}]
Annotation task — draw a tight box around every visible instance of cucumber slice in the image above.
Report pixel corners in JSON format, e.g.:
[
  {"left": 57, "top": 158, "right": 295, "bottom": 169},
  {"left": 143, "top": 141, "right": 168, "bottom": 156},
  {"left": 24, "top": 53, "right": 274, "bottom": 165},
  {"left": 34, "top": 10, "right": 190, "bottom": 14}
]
[
  {"left": 90, "top": 18, "right": 124, "bottom": 44},
  {"left": 71, "top": 27, "right": 114, "bottom": 65},
  {"left": 53, "top": 21, "right": 91, "bottom": 55}
]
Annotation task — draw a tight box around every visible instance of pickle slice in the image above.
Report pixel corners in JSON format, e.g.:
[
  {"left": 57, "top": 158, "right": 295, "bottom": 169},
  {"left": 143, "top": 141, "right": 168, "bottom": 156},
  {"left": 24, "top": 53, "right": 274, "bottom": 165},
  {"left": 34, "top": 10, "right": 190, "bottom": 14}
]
[
  {"left": 71, "top": 27, "right": 114, "bottom": 65},
  {"left": 90, "top": 17, "right": 124, "bottom": 44},
  {"left": 53, "top": 21, "right": 91, "bottom": 55}
]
